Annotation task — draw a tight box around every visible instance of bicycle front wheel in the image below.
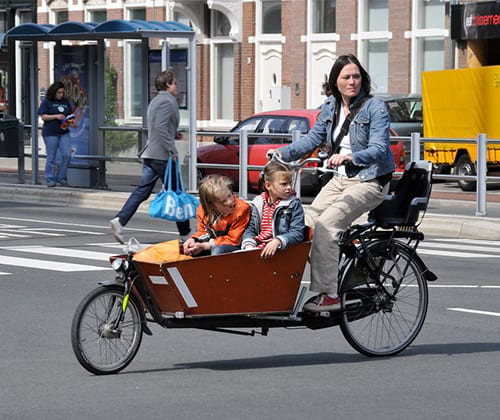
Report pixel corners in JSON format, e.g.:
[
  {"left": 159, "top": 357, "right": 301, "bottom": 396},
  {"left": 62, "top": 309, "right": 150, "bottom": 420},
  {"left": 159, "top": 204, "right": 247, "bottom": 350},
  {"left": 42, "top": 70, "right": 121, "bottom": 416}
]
[
  {"left": 71, "top": 285, "right": 143, "bottom": 375},
  {"left": 339, "top": 241, "right": 428, "bottom": 357}
]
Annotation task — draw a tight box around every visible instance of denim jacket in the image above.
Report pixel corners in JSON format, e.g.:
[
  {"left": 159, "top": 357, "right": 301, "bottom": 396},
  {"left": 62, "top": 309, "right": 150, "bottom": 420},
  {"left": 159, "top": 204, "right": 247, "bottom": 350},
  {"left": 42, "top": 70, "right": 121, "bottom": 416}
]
[
  {"left": 242, "top": 195, "right": 305, "bottom": 250},
  {"left": 279, "top": 92, "right": 395, "bottom": 181}
]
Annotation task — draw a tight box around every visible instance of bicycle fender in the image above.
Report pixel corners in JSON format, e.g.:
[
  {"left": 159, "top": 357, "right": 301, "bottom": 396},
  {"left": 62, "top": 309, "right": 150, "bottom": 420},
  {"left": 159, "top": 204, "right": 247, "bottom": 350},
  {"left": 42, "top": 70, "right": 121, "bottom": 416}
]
[
  {"left": 412, "top": 252, "right": 438, "bottom": 282},
  {"left": 98, "top": 280, "right": 122, "bottom": 287}
]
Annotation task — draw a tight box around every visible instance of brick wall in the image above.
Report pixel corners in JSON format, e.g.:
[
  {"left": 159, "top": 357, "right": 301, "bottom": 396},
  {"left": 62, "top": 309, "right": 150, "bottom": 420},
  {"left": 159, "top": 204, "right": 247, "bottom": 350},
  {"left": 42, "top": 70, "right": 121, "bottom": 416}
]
[
  {"left": 282, "top": 0, "right": 307, "bottom": 109},
  {"left": 240, "top": 1, "right": 256, "bottom": 120},
  {"left": 389, "top": 0, "right": 411, "bottom": 93}
]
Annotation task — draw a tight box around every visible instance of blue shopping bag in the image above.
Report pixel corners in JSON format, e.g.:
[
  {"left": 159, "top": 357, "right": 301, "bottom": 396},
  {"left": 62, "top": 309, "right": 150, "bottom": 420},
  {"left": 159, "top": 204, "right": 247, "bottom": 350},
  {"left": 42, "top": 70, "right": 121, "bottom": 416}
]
[{"left": 149, "top": 157, "right": 199, "bottom": 222}]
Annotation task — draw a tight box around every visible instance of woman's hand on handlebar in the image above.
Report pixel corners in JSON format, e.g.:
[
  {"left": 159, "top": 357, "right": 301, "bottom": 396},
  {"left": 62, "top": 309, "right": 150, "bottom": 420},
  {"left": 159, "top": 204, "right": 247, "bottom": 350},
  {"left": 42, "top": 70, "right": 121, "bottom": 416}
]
[
  {"left": 327, "top": 153, "right": 352, "bottom": 168},
  {"left": 266, "top": 149, "right": 282, "bottom": 160}
]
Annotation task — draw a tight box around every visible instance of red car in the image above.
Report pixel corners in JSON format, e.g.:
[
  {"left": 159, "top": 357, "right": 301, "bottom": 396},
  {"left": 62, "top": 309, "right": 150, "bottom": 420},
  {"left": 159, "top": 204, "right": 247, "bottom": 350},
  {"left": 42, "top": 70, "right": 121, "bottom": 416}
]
[{"left": 197, "top": 109, "right": 405, "bottom": 194}]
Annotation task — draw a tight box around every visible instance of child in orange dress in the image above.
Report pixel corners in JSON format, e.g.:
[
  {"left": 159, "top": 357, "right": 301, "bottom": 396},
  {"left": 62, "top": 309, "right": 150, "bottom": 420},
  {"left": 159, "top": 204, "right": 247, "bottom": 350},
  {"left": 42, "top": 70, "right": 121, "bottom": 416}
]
[{"left": 183, "top": 175, "right": 250, "bottom": 256}]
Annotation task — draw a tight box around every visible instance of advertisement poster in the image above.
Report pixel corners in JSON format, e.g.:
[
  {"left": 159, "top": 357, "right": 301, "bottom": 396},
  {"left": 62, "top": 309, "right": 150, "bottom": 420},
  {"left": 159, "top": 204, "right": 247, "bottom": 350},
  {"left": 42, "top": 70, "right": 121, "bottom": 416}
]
[
  {"left": 55, "top": 46, "right": 90, "bottom": 166},
  {"left": 149, "top": 49, "right": 188, "bottom": 109}
]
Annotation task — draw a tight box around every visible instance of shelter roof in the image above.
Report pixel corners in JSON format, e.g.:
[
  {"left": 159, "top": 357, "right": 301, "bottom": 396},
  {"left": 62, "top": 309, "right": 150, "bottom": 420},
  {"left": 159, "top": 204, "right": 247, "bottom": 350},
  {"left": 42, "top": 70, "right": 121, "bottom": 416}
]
[{"left": 2, "top": 19, "right": 194, "bottom": 43}]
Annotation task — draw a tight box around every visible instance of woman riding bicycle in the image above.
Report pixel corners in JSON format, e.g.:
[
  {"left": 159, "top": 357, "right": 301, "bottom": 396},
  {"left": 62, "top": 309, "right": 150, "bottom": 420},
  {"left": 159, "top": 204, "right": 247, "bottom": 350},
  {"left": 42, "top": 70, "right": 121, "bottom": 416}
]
[{"left": 267, "top": 54, "right": 395, "bottom": 312}]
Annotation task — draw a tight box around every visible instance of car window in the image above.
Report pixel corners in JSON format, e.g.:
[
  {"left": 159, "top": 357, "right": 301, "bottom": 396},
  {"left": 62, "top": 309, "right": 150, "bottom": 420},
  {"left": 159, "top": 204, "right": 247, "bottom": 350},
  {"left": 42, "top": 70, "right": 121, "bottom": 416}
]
[
  {"left": 228, "top": 117, "right": 263, "bottom": 144},
  {"left": 236, "top": 117, "right": 262, "bottom": 132},
  {"left": 249, "top": 117, "right": 288, "bottom": 145},
  {"left": 386, "top": 99, "right": 422, "bottom": 123},
  {"left": 287, "top": 118, "right": 309, "bottom": 134}
]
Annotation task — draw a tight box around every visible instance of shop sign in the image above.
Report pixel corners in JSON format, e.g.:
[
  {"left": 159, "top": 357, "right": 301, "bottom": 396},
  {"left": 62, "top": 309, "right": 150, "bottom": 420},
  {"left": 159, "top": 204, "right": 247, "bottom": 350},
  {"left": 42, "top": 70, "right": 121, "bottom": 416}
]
[{"left": 452, "top": 1, "right": 500, "bottom": 40}]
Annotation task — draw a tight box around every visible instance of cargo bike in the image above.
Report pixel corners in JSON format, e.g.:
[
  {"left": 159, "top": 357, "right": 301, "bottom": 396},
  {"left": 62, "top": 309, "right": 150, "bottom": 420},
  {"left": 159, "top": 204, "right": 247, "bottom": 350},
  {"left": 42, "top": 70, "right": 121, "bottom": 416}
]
[{"left": 71, "top": 159, "right": 437, "bottom": 375}]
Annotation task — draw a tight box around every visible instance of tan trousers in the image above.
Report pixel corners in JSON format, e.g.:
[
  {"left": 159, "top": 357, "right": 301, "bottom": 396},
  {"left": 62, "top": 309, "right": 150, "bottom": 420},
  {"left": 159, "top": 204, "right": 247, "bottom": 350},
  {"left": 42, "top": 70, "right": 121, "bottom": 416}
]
[{"left": 305, "top": 175, "right": 389, "bottom": 294}]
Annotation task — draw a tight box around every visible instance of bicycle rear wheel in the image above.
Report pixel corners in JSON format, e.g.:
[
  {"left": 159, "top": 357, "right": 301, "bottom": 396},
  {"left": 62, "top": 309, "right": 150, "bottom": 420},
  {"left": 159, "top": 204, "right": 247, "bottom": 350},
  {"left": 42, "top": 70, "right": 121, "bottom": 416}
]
[
  {"left": 71, "top": 285, "right": 143, "bottom": 375},
  {"left": 339, "top": 241, "right": 428, "bottom": 357}
]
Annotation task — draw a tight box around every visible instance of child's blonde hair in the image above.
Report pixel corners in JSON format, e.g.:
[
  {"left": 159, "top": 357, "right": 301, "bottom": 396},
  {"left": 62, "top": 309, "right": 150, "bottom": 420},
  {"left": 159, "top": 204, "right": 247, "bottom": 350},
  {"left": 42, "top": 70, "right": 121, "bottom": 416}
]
[
  {"left": 199, "top": 174, "right": 234, "bottom": 226},
  {"left": 258, "top": 161, "right": 293, "bottom": 193}
]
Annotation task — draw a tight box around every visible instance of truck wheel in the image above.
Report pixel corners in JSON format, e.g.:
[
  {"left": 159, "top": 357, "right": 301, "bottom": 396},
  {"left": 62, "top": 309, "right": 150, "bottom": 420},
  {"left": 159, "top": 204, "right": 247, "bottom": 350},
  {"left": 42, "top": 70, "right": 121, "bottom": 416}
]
[{"left": 456, "top": 155, "right": 476, "bottom": 192}]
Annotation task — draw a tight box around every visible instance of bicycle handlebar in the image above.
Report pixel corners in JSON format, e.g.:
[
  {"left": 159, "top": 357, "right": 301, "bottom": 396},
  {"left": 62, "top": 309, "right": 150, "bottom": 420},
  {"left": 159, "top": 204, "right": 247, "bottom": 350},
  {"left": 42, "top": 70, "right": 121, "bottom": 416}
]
[{"left": 268, "top": 152, "right": 341, "bottom": 175}]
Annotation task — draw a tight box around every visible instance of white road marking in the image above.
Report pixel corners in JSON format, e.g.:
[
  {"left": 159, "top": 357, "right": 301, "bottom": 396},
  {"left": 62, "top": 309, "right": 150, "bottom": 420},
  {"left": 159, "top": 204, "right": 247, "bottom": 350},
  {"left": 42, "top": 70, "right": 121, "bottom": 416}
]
[
  {"left": 1, "top": 246, "right": 111, "bottom": 261},
  {"left": 420, "top": 242, "right": 500, "bottom": 254},
  {"left": 0, "top": 216, "right": 177, "bottom": 234},
  {"left": 0, "top": 271, "right": 11, "bottom": 275},
  {"left": 447, "top": 308, "right": 500, "bottom": 318},
  {"left": 26, "top": 228, "right": 103, "bottom": 235},
  {"left": 428, "top": 238, "right": 500, "bottom": 246},
  {"left": 418, "top": 249, "right": 499, "bottom": 258},
  {"left": 0, "top": 255, "right": 109, "bottom": 272}
]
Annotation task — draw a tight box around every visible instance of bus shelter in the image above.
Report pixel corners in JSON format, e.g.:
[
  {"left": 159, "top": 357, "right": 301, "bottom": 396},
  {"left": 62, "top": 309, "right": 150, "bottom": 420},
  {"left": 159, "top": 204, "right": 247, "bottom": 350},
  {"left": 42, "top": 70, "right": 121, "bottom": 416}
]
[{"left": 1, "top": 20, "right": 197, "bottom": 189}]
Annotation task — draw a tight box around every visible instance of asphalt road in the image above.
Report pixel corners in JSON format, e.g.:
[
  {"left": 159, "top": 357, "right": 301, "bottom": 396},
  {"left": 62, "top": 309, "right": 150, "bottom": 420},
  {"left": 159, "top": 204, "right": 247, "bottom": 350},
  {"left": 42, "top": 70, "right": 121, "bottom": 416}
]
[{"left": 1, "top": 202, "right": 499, "bottom": 420}]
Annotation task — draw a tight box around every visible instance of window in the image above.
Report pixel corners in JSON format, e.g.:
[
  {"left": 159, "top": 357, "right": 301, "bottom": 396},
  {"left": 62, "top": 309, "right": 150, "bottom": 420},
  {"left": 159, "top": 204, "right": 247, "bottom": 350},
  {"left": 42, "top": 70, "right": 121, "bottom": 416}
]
[
  {"left": 359, "top": 0, "right": 389, "bottom": 93},
  {"left": 18, "top": 10, "right": 32, "bottom": 24},
  {"left": 366, "top": 0, "right": 388, "bottom": 31},
  {"left": 128, "top": 43, "right": 143, "bottom": 118},
  {"left": 130, "top": 8, "right": 146, "bottom": 21},
  {"left": 408, "top": 0, "right": 446, "bottom": 92},
  {"left": 312, "top": 0, "right": 336, "bottom": 34},
  {"left": 54, "top": 10, "right": 68, "bottom": 24},
  {"left": 420, "top": 0, "right": 445, "bottom": 29},
  {"left": 89, "top": 10, "right": 107, "bottom": 23},
  {"left": 288, "top": 118, "right": 310, "bottom": 134},
  {"left": 0, "top": 11, "right": 6, "bottom": 33},
  {"left": 211, "top": 10, "right": 234, "bottom": 121},
  {"left": 215, "top": 43, "right": 234, "bottom": 120},
  {"left": 213, "top": 10, "right": 231, "bottom": 37},
  {"left": 262, "top": 0, "right": 281, "bottom": 34}
]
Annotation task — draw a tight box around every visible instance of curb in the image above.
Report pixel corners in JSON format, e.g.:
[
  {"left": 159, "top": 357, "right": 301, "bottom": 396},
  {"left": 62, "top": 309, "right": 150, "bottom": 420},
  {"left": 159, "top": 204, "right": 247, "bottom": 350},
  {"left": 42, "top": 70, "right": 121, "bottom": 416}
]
[{"left": 1, "top": 183, "right": 500, "bottom": 240}]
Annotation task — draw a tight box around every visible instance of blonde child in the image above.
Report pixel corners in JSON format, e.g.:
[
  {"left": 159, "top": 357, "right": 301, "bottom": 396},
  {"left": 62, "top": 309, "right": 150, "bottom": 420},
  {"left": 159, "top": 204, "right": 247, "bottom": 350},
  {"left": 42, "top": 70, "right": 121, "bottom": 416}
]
[
  {"left": 242, "top": 161, "right": 305, "bottom": 258},
  {"left": 183, "top": 175, "right": 250, "bottom": 256}
]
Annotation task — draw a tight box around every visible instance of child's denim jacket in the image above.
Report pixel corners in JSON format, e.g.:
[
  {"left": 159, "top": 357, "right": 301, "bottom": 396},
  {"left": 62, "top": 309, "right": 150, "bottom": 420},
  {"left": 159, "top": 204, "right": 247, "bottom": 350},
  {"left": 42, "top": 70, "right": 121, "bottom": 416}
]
[{"left": 241, "top": 195, "right": 304, "bottom": 250}]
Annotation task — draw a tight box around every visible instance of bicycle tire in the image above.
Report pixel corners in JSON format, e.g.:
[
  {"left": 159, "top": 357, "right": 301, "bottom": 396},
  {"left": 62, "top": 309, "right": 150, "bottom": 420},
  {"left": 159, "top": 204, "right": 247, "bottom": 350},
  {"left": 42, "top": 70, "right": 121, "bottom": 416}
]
[
  {"left": 71, "top": 285, "right": 143, "bottom": 375},
  {"left": 339, "top": 240, "right": 428, "bottom": 357}
]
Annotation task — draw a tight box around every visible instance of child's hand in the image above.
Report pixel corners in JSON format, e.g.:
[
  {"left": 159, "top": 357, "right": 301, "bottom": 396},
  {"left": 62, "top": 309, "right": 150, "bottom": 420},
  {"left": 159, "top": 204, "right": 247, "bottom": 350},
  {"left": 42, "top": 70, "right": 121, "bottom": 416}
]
[
  {"left": 182, "top": 238, "right": 196, "bottom": 255},
  {"left": 260, "top": 238, "right": 281, "bottom": 259},
  {"left": 183, "top": 238, "right": 210, "bottom": 256}
]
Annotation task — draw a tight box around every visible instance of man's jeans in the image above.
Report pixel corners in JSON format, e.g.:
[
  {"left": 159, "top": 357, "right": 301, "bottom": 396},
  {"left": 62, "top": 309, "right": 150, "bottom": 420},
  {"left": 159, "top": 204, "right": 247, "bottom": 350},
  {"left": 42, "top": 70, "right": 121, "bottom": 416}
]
[
  {"left": 116, "top": 159, "right": 191, "bottom": 236},
  {"left": 43, "top": 133, "right": 71, "bottom": 185}
]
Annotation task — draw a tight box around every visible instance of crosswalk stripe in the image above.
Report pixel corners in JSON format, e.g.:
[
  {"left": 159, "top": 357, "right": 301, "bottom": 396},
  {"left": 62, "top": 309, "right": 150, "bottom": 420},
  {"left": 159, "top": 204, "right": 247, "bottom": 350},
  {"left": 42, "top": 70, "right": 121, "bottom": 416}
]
[
  {"left": 418, "top": 249, "right": 499, "bottom": 258},
  {"left": 420, "top": 242, "right": 500, "bottom": 253},
  {"left": 428, "top": 238, "right": 500, "bottom": 246},
  {"left": 0, "top": 255, "right": 109, "bottom": 272},
  {"left": 1, "top": 246, "right": 111, "bottom": 261}
]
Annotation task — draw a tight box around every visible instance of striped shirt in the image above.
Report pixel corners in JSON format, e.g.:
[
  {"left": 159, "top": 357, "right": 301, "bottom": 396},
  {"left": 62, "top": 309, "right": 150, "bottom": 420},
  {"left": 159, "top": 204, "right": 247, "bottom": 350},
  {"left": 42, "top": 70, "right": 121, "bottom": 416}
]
[{"left": 254, "top": 193, "right": 281, "bottom": 248}]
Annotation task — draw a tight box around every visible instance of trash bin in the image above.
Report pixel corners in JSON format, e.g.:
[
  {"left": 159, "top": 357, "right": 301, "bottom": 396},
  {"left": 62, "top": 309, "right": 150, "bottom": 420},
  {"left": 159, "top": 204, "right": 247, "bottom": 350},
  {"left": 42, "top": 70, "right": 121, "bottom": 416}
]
[{"left": 0, "top": 114, "right": 21, "bottom": 157}]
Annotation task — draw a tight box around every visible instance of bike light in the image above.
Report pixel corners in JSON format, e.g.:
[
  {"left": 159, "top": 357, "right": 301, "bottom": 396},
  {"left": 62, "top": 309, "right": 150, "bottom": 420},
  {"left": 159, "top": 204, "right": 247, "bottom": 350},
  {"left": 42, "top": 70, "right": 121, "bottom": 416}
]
[{"left": 111, "top": 258, "right": 128, "bottom": 272}]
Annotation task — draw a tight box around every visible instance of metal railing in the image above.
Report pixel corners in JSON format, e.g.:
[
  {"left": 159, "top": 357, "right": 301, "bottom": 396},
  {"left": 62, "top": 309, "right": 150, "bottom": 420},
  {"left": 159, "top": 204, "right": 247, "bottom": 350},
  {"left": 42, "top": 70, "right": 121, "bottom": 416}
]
[
  {"left": 406, "top": 133, "right": 500, "bottom": 216},
  {"left": 192, "top": 130, "right": 500, "bottom": 216}
]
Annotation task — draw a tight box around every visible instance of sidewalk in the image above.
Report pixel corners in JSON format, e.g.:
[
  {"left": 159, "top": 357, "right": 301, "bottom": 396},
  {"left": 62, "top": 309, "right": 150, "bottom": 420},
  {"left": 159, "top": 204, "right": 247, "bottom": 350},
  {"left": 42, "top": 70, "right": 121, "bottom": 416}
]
[{"left": 2, "top": 160, "right": 500, "bottom": 240}]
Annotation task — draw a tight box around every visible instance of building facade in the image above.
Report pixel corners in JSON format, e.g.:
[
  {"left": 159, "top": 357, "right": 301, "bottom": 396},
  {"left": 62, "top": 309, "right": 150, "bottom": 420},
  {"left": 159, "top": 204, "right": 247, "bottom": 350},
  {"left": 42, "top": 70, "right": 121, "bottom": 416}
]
[{"left": 2, "top": 0, "right": 489, "bottom": 131}]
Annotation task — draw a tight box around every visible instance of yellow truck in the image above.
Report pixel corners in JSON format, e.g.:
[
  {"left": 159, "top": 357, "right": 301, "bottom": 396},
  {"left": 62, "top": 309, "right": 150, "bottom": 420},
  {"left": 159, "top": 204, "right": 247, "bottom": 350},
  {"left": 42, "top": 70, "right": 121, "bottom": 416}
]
[{"left": 422, "top": 65, "right": 500, "bottom": 191}]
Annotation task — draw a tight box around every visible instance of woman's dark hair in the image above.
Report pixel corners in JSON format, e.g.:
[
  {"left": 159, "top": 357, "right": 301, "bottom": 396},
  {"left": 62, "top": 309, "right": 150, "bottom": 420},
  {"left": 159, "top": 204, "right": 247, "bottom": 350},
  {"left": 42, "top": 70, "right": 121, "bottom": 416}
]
[
  {"left": 328, "top": 54, "right": 371, "bottom": 103},
  {"left": 45, "top": 81, "right": 65, "bottom": 101},
  {"left": 155, "top": 70, "right": 175, "bottom": 91}
]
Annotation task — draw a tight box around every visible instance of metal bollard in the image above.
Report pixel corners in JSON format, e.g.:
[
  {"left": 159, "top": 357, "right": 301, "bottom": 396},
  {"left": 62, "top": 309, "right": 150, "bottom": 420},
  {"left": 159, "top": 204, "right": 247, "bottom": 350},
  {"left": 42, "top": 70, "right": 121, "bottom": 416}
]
[{"left": 475, "top": 133, "right": 487, "bottom": 216}]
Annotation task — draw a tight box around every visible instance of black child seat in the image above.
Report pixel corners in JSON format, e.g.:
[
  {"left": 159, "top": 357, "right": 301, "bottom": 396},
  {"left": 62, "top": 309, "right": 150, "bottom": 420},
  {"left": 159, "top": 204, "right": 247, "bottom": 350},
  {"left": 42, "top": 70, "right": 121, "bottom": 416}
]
[{"left": 368, "top": 160, "right": 433, "bottom": 229}]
